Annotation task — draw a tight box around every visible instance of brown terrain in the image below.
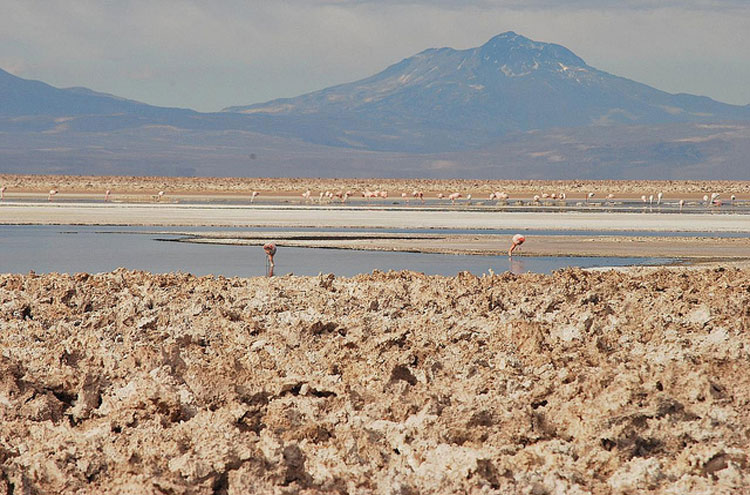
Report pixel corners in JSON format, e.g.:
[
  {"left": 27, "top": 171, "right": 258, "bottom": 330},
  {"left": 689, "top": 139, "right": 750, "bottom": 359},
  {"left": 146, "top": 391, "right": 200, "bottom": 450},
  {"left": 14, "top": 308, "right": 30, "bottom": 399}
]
[
  {"left": 2, "top": 174, "right": 750, "bottom": 200},
  {"left": 1, "top": 268, "right": 748, "bottom": 494}
]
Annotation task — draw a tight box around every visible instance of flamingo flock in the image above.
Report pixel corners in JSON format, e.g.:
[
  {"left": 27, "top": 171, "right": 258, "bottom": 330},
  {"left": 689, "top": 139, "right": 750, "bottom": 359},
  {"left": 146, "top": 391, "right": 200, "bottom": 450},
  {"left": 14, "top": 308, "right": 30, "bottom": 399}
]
[
  {"left": 290, "top": 187, "right": 746, "bottom": 211},
  {"left": 6, "top": 184, "right": 743, "bottom": 214},
  {"left": 47, "top": 185, "right": 736, "bottom": 212}
]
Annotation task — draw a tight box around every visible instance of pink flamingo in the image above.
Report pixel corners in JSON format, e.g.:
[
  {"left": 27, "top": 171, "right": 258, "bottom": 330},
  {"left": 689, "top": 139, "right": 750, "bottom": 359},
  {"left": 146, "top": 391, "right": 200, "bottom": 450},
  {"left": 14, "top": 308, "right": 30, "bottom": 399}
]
[
  {"left": 48, "top": 189, "right": 58, "bottom": 201},
  {"left": 448, "top": 192, "right": 461, "bottom": 204},
  {"left": 263, "top": 243, "right": 277, "bottom": 277},
  {"left": 301, "top": 190, "right": 311, "bottom": 202},
  {"left": 379, "top": 190, "right": 388, "bottom": 199},
  {"left": 251, "top": 191, "right": 259, "bottom": 203},
  {"left": 401, "top": 192, "right": 409, "bottom": 204},
  {"left": 0, "top": 186, "right": 6, "bottom": 201},
  {"left": 105, "top": 189, "right": 111, "bottom": 202},
  {"left": 508, "top": 234, "right": 525, "bottom": 257},
  {"left": 157, "top": 190, "right": 165, "bottom": 202},
  {"left": 412, "top": 190, "right": 424, "bottom": 203},
  {"left": 679, "top": 199, "right": 685, "bottom": 211}
]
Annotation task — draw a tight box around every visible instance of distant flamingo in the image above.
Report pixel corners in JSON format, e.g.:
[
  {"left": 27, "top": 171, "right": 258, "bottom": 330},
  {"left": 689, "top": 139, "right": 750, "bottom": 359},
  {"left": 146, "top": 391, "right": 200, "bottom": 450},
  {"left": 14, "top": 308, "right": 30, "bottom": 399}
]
[
  {"left": 606, "top": 193, "right": 615, "bottom": 204},
  {"left": 508, "top": 234, "right": 525, "bottom": 257},
  {"left": 586, "top": 192, "right": 595, "bottom": 203},
  {"left": 702, "top": 194, "right": 709, "bottom": 205},
  {"left": 105, "top": 189, "right": 111, "bottom": 202},
  {"left": 263, "top": 242, "right": 277, "bottom": 277},
  {"left": 302, "top": 190, "right": 311, "bottom": 202},
  {"left": 251, "top": 191, "right": 259, "bottom": 203},
  {"left": 437, "top": 193, "right": 444, "bottom": 200},
  {"left": 679, "top": 199, "right": 685, "bottom": 212},
  {"left": 401, "top": 192, "right": 409, "bottom": 204},
  {"left": 157, "top": 190, "right": 165, "bottom": 202},
  {"left": 0, "top": 186, "right": 5, "bottom": 201},
  {"left": 641, "top": 195, "right": 648, "bottom": 204},
  {"left": 533, "top": 194, "right": 540, "bottom": 204},
  {"left": 448, "top": 192, "right": 461, "bottom": 204},
  {"left": 319, "top": 192, "right": 325, "bottom": 203},
  {"left": 379, "top": 190, "right": 388, "bottom": 199},
  {"left": 48, "top": 189, "right": 58, "bottom": 201},
  {"left": 648, "top": 194, "right": 654, "bottom": 205},
  {"left": 731, "top": 194, "right": 736, "bottom": 205},
  {"left": 412, "top": 190, "right": 424, "bottom": 203},
  {"left": 656, "top": 192, "right": 663, "bottom": 206},
  {"left": 466, "top": 194, "right": 472, "bottom": 203}
]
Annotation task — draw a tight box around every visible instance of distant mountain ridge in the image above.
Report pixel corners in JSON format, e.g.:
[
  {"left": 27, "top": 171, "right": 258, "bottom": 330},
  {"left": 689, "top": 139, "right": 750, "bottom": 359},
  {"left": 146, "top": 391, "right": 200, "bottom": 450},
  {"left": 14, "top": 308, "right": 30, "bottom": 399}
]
[
  {"left": 0, "top": 67, "right": 192, "bottom": 117},
  {"left": 1, "top": 32, "right": 750, "bottom": 178},
  {"left": 222, "top": 32, "right": 750, "bottom": 152}
]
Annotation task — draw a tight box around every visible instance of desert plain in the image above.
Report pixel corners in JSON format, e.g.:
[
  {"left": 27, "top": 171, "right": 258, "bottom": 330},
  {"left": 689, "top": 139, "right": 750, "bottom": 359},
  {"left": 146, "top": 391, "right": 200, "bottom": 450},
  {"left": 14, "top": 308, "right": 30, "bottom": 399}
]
[{"left": 1, "top": 175, "right": 749, "bottom": 494}]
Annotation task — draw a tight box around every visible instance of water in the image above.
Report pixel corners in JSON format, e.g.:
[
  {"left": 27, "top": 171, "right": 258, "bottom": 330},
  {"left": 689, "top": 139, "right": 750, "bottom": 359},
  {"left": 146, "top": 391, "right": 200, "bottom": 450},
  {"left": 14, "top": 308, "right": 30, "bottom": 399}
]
[{"left": 0, "top": 225, "right": 673, "bottom": 277}]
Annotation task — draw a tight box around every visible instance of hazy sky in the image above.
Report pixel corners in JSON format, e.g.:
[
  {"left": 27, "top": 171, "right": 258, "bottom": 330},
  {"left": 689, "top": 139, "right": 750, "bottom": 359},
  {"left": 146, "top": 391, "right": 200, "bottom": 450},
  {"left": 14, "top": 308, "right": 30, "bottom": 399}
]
[{"left": 2, "top": 1, "right": 749, "bottom": 112}]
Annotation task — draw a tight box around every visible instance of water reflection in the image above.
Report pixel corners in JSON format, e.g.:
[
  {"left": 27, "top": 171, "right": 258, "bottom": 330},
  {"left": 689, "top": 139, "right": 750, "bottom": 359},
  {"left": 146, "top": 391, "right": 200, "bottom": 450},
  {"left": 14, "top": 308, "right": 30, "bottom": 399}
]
[{"left": 509, "top": 257, "right": 526, "bottom": 274}]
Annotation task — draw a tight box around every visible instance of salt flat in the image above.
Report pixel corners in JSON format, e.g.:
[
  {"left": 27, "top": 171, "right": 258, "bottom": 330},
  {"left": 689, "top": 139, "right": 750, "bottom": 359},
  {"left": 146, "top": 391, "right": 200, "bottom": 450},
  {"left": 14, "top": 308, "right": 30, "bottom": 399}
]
[{"left": 2, "top": 202, "right": 750, "bottom": 232}]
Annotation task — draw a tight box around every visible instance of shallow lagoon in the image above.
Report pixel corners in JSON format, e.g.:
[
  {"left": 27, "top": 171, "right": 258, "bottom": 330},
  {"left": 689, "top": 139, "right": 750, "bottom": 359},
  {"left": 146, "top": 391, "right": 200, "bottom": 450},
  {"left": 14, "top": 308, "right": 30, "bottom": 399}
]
[{"left": 0, "top": 225, "right": 674, "bottom": 276}]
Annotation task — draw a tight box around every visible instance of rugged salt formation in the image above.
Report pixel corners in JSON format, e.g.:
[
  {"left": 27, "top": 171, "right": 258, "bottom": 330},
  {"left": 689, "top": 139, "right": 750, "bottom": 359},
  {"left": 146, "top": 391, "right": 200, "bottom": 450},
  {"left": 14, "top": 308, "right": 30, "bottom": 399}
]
[{"left": 0, "top": 268, "right": 748, "bottom": 494}]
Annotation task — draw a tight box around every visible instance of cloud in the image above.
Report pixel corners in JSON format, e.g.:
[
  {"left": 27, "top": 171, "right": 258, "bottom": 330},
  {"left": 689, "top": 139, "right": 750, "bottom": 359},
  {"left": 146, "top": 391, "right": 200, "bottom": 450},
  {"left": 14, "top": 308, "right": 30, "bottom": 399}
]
[{"left": 1, "top": 0, "right": 748, "bottom": 110}]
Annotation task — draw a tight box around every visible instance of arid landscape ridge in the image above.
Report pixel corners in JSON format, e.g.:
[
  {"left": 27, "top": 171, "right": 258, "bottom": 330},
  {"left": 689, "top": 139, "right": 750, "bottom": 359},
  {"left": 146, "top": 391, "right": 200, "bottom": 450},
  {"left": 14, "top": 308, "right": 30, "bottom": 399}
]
[{"left": 1, "top": 32, "right": 749, "bottom": 179}]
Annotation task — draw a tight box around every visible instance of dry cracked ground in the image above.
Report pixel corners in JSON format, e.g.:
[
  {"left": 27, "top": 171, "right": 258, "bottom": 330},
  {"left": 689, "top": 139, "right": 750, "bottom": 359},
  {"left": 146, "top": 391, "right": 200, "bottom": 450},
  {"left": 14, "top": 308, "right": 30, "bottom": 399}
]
[{"left": 0, "top": 268, "right": 749, "bottom": 494}]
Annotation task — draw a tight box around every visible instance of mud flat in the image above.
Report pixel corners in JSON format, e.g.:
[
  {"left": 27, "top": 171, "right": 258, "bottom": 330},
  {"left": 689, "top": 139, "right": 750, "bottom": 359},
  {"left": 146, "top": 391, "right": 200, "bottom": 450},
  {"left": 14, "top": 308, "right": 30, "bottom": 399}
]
[
  {"left": 1, "top": 268, "right": 749, "bottom": 494},
  {"left": 177, "top": 231, "right": 750, "bottom": 260}
]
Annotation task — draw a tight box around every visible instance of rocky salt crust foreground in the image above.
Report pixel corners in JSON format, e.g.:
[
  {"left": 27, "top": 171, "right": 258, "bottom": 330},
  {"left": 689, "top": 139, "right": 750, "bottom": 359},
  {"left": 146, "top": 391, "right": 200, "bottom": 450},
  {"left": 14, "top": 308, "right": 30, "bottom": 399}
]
[{"left": 1, "top": 268, "right": 748, "bottom": 494}]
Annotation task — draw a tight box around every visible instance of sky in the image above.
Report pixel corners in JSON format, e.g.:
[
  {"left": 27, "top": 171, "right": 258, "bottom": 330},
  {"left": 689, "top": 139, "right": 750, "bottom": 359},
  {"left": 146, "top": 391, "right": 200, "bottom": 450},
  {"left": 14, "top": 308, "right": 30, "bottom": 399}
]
[{"left": 2, "top": 0, "right": 749, "bottom": 112}]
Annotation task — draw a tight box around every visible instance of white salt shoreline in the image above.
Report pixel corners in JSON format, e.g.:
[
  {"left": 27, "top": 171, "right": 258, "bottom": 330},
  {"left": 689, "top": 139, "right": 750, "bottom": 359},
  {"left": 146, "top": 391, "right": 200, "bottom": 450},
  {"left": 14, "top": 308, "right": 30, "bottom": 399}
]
[{"left": 2, "top": 202, "right": 750, "bottom": 232}]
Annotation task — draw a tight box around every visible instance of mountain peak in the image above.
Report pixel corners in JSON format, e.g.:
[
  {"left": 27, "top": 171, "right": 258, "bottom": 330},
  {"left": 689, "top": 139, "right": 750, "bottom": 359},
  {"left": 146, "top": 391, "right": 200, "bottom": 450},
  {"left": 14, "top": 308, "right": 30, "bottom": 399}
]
[
  {"left": 484, "top": 31, "right": 526, "bottom": 44},
  {"left": 479, "top": 31, "right": 586, "bottom": 68}
]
